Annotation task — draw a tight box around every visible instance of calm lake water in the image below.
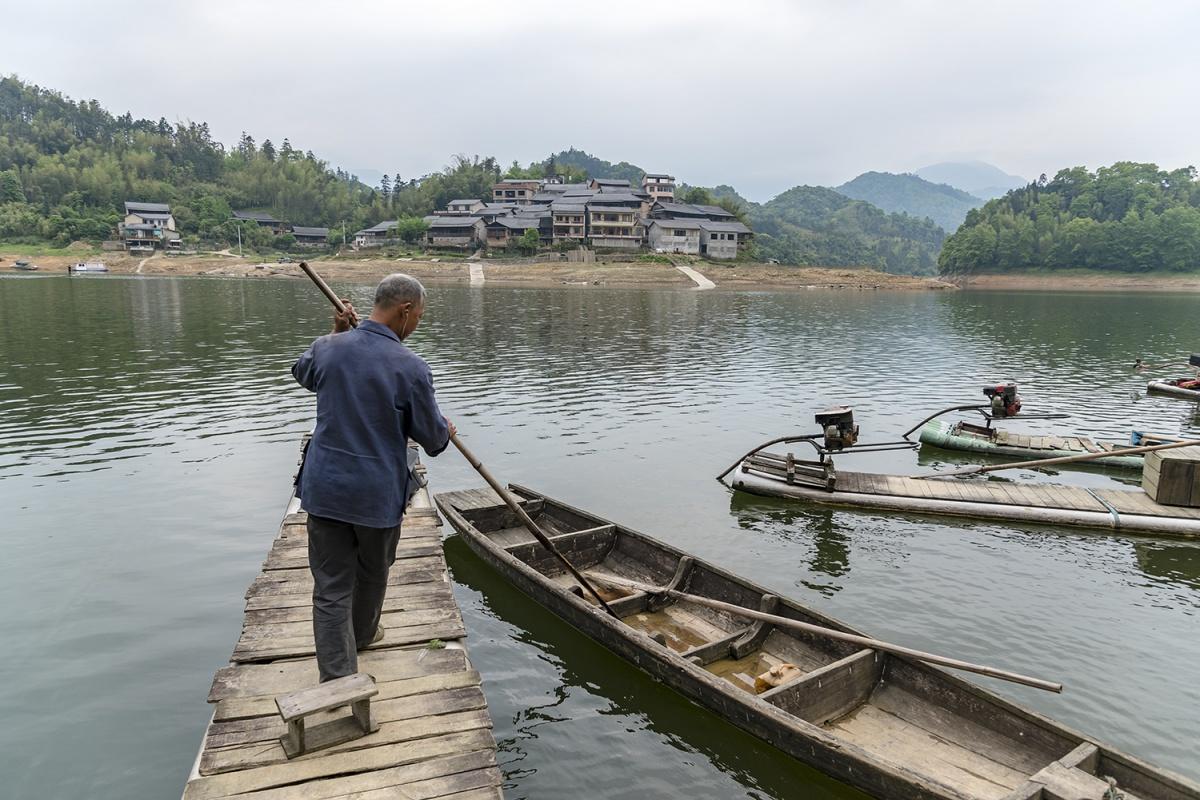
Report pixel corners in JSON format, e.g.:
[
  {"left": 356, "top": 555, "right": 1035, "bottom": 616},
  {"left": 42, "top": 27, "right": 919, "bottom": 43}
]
[{"left": 1, "top": 274, "right": 1198, "bottom": 799}]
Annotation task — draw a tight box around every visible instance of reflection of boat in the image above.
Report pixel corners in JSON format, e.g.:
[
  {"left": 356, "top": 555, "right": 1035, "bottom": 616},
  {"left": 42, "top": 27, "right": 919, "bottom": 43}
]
[
  {"left": 437, "top": 485, "right": 1200, "bottom": 800},
  {"left": 67, "top": 261, "right": 108, "bottom": 273},
  {"left": 919, "top": 419, "right": 1143, "bottom": 470},
  {"left": 1134, "top": 541, "right": 1200, "bottom": 590},
  {"left": 1147, "top": 379, "right": 1200, "bottom": 401},
  {"left": 12, "top": 259, "right": 38, "bottom": 271}
]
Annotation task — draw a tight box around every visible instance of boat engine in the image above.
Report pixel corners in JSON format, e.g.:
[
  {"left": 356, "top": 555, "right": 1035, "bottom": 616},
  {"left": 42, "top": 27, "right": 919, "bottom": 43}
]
[
  {"left": 983, "top": 383, "right": 1022, "bottom": 418},
  {"left": 815, "top": 406, "right": 858, "bottom": 451}
]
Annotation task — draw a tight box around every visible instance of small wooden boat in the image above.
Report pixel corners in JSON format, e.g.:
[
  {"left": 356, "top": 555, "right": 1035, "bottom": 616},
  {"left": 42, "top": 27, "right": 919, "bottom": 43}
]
[
  {"left": 437, "top": 485, "right": 1200, "bottom": 800},
  {"left": 919, "top": 420, "right": 1144, "bottom": 470},
  {"left": 12, "top": 259, "right": 38, "bottom": 271},
  {"left": 1146, "top": 379, "right": 1200, "bottom": 400},
  {"left": 68, "top": 261, "right": 108, "bottom": 273}
]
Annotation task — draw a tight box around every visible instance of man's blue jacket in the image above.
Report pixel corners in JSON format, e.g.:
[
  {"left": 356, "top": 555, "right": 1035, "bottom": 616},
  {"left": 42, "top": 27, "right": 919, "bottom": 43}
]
[{"left": 292, "top": 320, "right": 449, "bottom": 528}]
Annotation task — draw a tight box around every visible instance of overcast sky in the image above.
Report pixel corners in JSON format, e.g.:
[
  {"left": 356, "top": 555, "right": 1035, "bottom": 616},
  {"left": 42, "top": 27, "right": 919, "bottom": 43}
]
[{"left": 5, "top": 0, "right": 1197, "bottom": 200}]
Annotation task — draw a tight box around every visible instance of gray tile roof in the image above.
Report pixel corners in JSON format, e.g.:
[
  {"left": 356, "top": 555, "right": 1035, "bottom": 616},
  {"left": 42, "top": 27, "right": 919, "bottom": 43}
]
[
  {"left": 649, "top": 218, "right": 704, "bottom": 230},
  {"left": 489, "top": 217, "right": 541, "bottom": 230},
  {"left": 587, "top": 192, "right": 644, "bottom": 205},
  {"left": 427, "top": 216, "right": 482, "bottom": 228},
  {"left": 551, "top": 203, "right": 587, "bottom": 213},
  {"left": 292, "top": 226, "right": 329, "bottom": 237},
  {"left": 125, "top": 201, "right": 171, "bottom": 214},
  {"left": 233, "top": 210, "right": 283, "bottom": 223},
  {"left": 447, "top": 198, "right": 483, "bottom": 206}
]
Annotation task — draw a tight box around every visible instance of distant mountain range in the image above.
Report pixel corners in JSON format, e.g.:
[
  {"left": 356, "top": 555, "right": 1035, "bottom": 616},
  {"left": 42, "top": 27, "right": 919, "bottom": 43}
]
[
  {"left": 834, "top": 171, "right": 984, "bottom": 232},
  {"left": 915, "top": 161, "right": 1027, "bottom": 200}
]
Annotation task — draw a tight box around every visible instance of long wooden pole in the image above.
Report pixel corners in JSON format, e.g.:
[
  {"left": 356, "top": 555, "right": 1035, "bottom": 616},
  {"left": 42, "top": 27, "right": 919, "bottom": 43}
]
[
  {"left": 297, "top": 262, "right": 617, "bottom": 616},
  {"left": 590, "top": 573, "right": 1062, "bottom": 693},
  {"left": 913, "top": 437, "right": 1200, "bottom": 480}
]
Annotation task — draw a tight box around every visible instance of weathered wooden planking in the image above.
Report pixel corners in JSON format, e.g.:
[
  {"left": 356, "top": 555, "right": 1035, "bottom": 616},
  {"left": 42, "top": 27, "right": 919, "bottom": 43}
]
[
  {"left": 215, "top": 670, "right": 482, "bottom": 722},
  {"left": 183, "top": 733, "right": 497, "bottom": 800},
  {"left": 244, "top": 581, "right": 452, "bottom": 612},
  {"left": 207, "top": 686, "right": 487, "bottom": 749},
  {"left": 244, "top": 591, "right": 457, "bottom": 625},
  {"left": 231, "top": 621, "right": 467, "bottom": 663},
  {"left": 201, "top": 708, "right": 494, "bottom": 774}
]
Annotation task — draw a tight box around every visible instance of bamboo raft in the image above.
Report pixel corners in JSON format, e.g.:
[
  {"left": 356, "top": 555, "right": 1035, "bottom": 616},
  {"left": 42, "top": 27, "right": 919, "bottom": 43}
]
[
  {"left": 181, "top": 444, "right": 503, "bottom": 800},
  {"left": 919, "top": 420, "right": 1144, "bottom": 470},
  {"left": 437, "top": 485, "right": 1200, "bottom": 800},
  {"left": 734, "top": 453, "right": 1200, "bottom": 537}
]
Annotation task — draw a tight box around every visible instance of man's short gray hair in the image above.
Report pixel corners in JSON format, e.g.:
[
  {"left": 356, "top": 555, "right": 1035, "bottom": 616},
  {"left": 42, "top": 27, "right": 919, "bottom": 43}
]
[{"left": 374, "top": 273, "right": 426, "bottom": 309}]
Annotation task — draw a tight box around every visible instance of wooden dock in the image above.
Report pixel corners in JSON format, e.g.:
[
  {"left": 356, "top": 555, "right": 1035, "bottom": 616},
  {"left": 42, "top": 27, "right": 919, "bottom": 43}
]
[
  {"left": 182, "top": 447, "right": 503, "bottom": 800},
  {"left": 736, "top": 455, "right": 1200, "bottom": 537}
]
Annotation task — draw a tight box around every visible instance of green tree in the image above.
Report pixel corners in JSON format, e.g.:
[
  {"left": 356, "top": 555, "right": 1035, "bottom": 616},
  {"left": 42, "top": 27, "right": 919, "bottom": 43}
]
[
  {"left": 0, "top": 170, "right": 23, "bottom": 202},
  {"left": 519, "top": 227, "right": 540, "bottom": 254},
  {"left": 394, "top": 216, "right": 429, "bottom": 245}
]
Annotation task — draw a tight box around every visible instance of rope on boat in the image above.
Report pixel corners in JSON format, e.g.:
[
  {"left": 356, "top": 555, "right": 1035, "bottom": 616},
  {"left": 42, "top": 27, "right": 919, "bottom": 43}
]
[{"left": 1085, "top": 488, "right": 1122, "bottom": 529}]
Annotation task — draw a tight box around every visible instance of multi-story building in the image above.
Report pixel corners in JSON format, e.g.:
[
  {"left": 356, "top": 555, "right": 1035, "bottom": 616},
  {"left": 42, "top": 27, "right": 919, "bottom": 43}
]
[
  {"left": 425, "top": 216, "right": 485, "bottom": 248},
  {"left": 699, "top": 220, "right": 752, "bottom": 259},
  {"left": 641, "top": 173, "right": 675, "bottom": 203},
  {"left": 120, "top": 201, "right": 180, "bottom": 251},
  {"left": 586, "top": 193, "right": 644, "bottom": 249},
  {"left": 551, "top": 202, "right": 587, "bottom": 241},
  {"left": 491, "top": 179, "right": 540, "bottom": 204},
  {"left": 646, "top": 218, "right": 703, "bottom": 254},
  {"left": 444, "top": 198, "right": 486, "bottom": 215}
]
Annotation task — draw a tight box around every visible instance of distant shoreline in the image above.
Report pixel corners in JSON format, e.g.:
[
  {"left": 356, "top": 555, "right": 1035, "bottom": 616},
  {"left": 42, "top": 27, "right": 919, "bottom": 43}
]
[{"left": 1, "top": 251, "right": 956, "bottom": 292}]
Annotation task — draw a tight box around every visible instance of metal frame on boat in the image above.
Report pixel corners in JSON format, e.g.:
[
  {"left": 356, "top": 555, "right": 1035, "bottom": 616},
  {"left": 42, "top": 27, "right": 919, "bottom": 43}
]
[{"left": 437, "top": 485, "right": 1199, "bottom": 800}]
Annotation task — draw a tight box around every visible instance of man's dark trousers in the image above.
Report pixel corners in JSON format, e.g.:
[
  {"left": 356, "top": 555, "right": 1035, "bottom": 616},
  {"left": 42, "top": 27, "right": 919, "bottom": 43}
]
[{"left": 307, "top": 513, "right": 401, "bottom": 682}]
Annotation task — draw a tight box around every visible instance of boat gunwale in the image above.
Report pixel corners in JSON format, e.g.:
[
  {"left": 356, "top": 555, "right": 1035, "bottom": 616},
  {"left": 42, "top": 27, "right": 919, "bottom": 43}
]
[{"left": 432, "top": 484, "right": 1143, "bottom": 800}]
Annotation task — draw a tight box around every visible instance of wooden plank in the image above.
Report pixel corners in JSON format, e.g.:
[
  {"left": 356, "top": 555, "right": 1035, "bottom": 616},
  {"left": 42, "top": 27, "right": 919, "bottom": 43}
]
[
  {"left": 238, "top": 608, "right": 461, "bottom": 642},
  {"left": 200, "top": 709, "right": 494, "bottom": 775},
  {"left": 216, "top": 670, "right": 482, "bottom": 722},
  {"left": 245, "top": 582, "right": 451, "bottom": 612},
  {"left": 209, "top": 649, "right": 468, "bottom": 702},
  {"left": 244, "top": 591, "right": 457, "bottom": 625},
  {"left": 208, "top": 687, "right": 487, "bottom": 749},
  {"left": 183, "top": 736, "right": 497, "bottom": 800},
  {"left": 276, "top": 673, "right": 377, "bottom": 721},
  {"left": 231, "top": 621, "right": 467, "bottom": 663}
]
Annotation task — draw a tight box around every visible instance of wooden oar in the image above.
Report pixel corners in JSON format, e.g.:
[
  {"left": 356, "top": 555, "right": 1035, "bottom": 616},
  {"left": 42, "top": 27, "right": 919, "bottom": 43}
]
[
  {"left": 589, "top": 573, "right": 1062, "bottom": 693},
  {"left": 297, "top": 261, "right": 618, "bottom": 616},
  {"left": 912, "top": 437, "right": 1200, "bottom": 480}
]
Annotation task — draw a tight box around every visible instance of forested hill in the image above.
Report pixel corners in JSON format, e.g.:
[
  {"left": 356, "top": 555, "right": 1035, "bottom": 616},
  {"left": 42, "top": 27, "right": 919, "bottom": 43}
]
[
  {"left": 938, "top": 162, "right": 1200, "bottom": 275},
  {"left": 835, "top": 171, "right": 983, "bottom": 232},
  {"left": 747, "top": 186, "right": 945, "bottom": 274}
]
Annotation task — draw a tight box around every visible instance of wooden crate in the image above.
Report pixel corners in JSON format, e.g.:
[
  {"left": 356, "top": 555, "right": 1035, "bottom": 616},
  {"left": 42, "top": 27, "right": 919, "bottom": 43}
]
[{"left": 1143, "top": 446, "right": 1200, "bottom": 506}]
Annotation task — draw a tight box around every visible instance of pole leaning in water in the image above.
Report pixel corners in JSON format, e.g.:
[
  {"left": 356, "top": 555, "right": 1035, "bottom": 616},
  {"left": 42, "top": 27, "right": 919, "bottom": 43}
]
[
  {"left": 297, "top": 262, "right": 617, "bottom": 616},
  {"left": 912, "top": 436, "right": 1200, "bottom": 480}
]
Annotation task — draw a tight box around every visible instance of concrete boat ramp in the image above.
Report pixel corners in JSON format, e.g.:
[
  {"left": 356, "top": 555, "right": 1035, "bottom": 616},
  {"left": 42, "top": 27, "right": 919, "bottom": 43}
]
[{"left": 182, "top": 446, "right": 503, "bottom": 800}]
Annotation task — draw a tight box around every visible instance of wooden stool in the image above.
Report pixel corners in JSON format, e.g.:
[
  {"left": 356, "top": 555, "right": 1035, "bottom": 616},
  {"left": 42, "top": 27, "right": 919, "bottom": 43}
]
[{"left": 275, "top": 672, "right": 379, "bottom": 759}]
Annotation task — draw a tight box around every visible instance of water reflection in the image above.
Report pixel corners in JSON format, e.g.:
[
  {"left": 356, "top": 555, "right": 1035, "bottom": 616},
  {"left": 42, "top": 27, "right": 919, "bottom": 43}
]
[{"left": 727, "top": 493, "right": 852, "bottom": 595}]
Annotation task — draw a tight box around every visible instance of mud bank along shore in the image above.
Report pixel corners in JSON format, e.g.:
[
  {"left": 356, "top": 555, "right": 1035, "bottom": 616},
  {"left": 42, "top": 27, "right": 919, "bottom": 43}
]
[
  {"left": 4, "top": 250, "right": 958, "bottom": 291},
  {"left": 948, "top": 271, "right": 1200, "bottom": 293}
]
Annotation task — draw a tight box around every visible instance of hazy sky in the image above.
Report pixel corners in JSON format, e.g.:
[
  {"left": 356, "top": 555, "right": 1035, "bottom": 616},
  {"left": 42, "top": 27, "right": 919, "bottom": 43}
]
[{"left": 5, "top": 0, "right": 1198, "bottom": 200}]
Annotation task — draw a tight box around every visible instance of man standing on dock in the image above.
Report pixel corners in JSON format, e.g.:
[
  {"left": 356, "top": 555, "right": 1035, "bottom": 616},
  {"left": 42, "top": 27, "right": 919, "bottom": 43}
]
[{"left": 292, "top": 273, "right": 454, "bottom": 682}]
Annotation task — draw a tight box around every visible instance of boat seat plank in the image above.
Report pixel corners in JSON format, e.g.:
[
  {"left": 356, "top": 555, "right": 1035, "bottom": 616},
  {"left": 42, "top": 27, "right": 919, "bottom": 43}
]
[
  {"left": 761, "top": 648, "right": 883, "bottom": 725},
  {"left": 1079, "top": 438, "right": 1102, "bottom": 453}
]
